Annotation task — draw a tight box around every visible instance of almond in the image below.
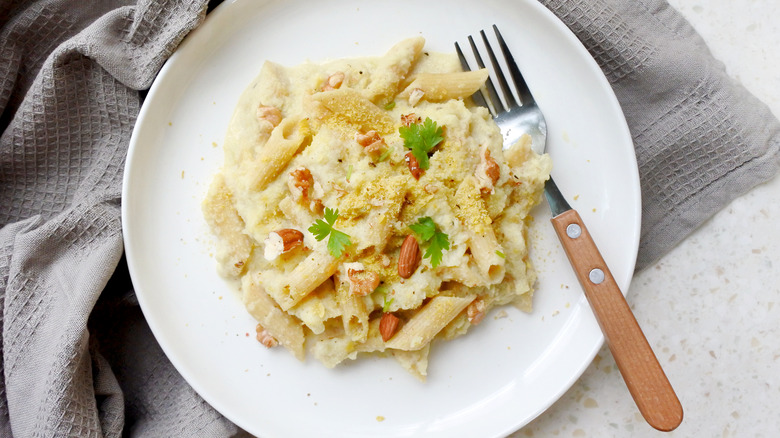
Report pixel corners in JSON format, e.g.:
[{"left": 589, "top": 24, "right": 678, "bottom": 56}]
[
  {"left": 276, "top": 228, "right": 304, "bottom": 252},
  {"left": 347, "top": 268, "right": 380, "bottom": 297},
  {"left": 405, "top": 152, "right": 423, "bottom": 180},
  {"left": 256, "top": 105, "right": 282, "bottom": 127},
  {"left": 355, "top": 130, "right": 382, "bottom": 147},
  {"left": 484, "top": 149, "right": 500, "bottom": 185},
  {"left": 355, "top": 130, "right": 388, "bottom": 162},
  {"left": 264, "top": 228, "right": 304, "bottom": 261},
  {"left": 288, "top": 167, "right": 313, "bottom": 202},
  {"left": 398, "top": 235, "right": 421, "bottom": 279},
  {"left": 255, "top": 324, "right": 278, "bottom": 348},
  {"left": 467, "top": 297, "right": 487, "bottom": 325},
  {"left": 321, "top": 71, "right": 345, "bottom": 91},
  {"left": 379, "top": 312, "right": 400, "bottom": 342},
  {"left": 401, "top": 113, "right": 421, "bottom": 127}
]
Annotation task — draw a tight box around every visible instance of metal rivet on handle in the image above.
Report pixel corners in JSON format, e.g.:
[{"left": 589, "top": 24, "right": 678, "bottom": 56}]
[
  {"left": 589, "top": 268, "right": 605, "bottom": 285},
  {"left": 566, "top": 223, "right": 581, "bottom": 239}
]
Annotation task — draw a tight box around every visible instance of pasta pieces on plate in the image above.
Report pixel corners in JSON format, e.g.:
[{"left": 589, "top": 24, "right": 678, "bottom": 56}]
[{"left": 202, "top": 37, "right": 552, "bottom": 380}]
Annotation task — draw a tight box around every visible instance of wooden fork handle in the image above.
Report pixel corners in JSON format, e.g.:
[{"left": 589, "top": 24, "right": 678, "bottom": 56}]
[{"left": 551, "top": 209, "right": 683, "bottom": 432}]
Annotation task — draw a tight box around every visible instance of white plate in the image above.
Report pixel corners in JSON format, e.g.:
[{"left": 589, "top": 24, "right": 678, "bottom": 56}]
[{"left": 122, "top": 0, "right": 641, "bottom": 436}]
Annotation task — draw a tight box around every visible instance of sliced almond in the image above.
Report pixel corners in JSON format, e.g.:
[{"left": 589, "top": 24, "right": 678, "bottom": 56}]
[
  {"left": 398, "top": 235, "right": 421, "bottom": 279},
  {"left": 379, "top": 313, "right": 400, "bottom": 342}
]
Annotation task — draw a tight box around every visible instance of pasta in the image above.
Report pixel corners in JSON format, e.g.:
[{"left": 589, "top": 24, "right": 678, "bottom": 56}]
[{"left": 203, "top": 37, "right": 551, "bottom": 380}]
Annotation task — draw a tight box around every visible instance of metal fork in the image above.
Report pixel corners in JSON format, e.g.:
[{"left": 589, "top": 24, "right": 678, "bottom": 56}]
[{"left": 457, "top": 25, "right": 683, "bottom": 432}]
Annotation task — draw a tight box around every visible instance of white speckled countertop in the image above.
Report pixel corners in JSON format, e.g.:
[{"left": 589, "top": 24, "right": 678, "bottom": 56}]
[{"left": 512, "top": 1, "right": 780, "bottom": 436}]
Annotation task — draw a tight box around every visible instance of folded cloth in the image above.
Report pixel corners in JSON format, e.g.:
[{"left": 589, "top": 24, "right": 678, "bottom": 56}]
[
  {"left": 538, "top": 0, "right": 780, "bottom": 270},
  {"left": 0, "top": 0, "right": 778, "bottom": 437},
  {"left": 0, "top": 0, "right": 235, "bottom": 436}
]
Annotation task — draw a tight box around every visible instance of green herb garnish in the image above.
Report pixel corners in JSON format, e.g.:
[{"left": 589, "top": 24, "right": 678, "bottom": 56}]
[
  {"left": 409, "top": 216, "right": 450, "bottom": 268},
  {"left": 399, "top": 117, "right": 443, "bottom": 170},
  {"left": 382, "top": 295, "right": 394, "bottom": 313},
  {"left": 377, "top": 147, "right": 393, "bottom": 162},
  {"left": 308, "top": 208, "right": 352, "bottom": 258}
]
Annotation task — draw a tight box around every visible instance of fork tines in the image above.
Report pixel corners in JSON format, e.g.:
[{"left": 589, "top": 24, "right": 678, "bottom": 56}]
[{"left": 455, "top": 25, "right": 533, "bottom": 116}]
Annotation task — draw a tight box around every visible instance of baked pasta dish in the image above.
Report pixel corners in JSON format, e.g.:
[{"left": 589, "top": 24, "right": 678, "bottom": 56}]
[{"left": 202, "top": 37, "right": 551, "bottom": 380}]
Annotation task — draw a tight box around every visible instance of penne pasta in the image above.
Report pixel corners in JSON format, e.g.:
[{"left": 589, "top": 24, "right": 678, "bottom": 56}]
[
  {"left": 264, "top": 250, "right": 340, "bottom": 311},
  {"left": 311, "top": 88, "right": 395, "bottom": 134},
  {"left": 386, "top": 295, "right": 476, "bottom": 351},
  {"left": 204, "top": 37, "right": 551, "bottom": 379},
  {"left": 250, "top": 117, "right": 311, "bottom": 191},
  {"left": 401, "top": 69, "right": 489, "bottom": 103},
  {"left": 201, "top": 174, "right": 253, "bottom": 279},
  {"left": 287, "top": 277, "right": 340, "bottom": 334},
  {"left": 468, "top": 227, "right": 505, "bottom": 284},
  {"left": 242, "top": 275, "right": 306, "bottom": 360},
  {"left": 335, "top": 272, "right": 370, "bottom": 342},
  {"left": 364, "top": 36, "right": 425, "bottom": 103},
  {"left": 391, "top": 344, "right": 430, "bottom": 382}
]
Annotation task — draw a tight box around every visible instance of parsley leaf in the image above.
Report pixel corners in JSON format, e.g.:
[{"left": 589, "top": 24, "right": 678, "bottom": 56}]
[
  {"left": 327, "top": 229, "right": 351, "bottom": 258},
  {"left": 399, "top": 117, "right": 443, "bottom": 170},
  {"left": 409, "top": 216, "right": 450, "bottom": 268},
  {"left": 409, "top": 216, "right": 436, "bottom": 241},
  {"left": 308, "top": 208, "right": 352, "bottom": 258},
  {"left": 425, "top": 229, "right": 450, "bottom": 268}
]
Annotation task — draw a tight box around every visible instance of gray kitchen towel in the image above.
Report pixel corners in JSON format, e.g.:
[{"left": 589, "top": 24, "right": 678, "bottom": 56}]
[
  {"left": 0, "top": 0, "right": 236, "bottom": 436},
  {"left": 0, "top": 0, "right": 778, "bottom": 437},
  {"left": 539, "top": 0, "right": 780, "bottom": 270}
]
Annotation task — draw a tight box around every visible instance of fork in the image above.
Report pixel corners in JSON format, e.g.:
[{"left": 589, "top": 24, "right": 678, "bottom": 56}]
[{"left": 456, "top": 25, "right": 683, "bottom": 432}]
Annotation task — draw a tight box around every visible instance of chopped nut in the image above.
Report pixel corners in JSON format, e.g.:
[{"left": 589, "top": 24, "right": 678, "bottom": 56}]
[
  {"left": 467, "top": 298, "right": 486, "bottom": 325},
  {"left": 321, "top": 71, "right": 345, "bottom": 91},
  {"left": 379, "top": 313, "right": 400, "bottom": 342},
  {"left": 408, "top": 88, "right": 424, "bottom": 106},
  {"left": 347, "top": 267, "right": 380, "bottom": 297},
  {"left": 276, "top": 229, "right": 304, "bottom": 251},
  {"left": 255, "top": 324, "right": 278, "bottom": 348},
  {"left": 263, "top": 229, "right": 304, "bottom": 261},
  {"left": 401, "top": 113, "right": 421, "bottom": 127},
  {"left": 405, "top": 152, "right": 423, "bottom": 180},
  {"left": 398, "top": 235, "right": 421, "bottom": 279},
  {"left": 355, "top": 130, "right": 381, "bottom": 147},
  {"left": 484, "top": 150, "right": 500, "bottom": 185},
  {"left": 423, "top": 184, "right": 439, "bottom": 194},
  {"left": 355, "top": 130, "right": 388, "bottom": 161},
  {"left": 288, "top": 167, "right": 313, "bottom": 202},
  {"left": 256, "top": 105, "right": 282, "bottom": 128},
  {"left": 476, "top": 148, "right": 500, "bottom": 193}
]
